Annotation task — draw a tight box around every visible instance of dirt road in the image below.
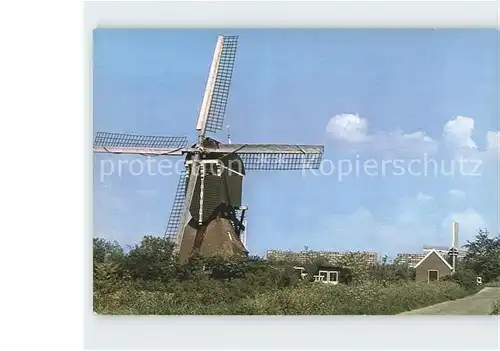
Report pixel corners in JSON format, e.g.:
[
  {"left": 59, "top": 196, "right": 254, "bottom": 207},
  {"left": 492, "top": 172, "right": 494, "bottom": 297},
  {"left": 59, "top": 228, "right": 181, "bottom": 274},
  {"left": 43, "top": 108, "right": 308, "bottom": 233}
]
[{"left": 400, "top": 287, "right": 500, "bottom": 315}]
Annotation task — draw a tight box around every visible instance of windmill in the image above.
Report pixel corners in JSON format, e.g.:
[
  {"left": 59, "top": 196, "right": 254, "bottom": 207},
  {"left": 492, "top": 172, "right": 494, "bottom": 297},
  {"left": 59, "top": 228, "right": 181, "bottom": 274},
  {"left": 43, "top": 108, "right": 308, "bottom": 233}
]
[
  {"left": 93, "top": 35, "right": 325, "bottom": 261},
  {"left": 423, "top": 220, "right": 465, "bottom": 272}
]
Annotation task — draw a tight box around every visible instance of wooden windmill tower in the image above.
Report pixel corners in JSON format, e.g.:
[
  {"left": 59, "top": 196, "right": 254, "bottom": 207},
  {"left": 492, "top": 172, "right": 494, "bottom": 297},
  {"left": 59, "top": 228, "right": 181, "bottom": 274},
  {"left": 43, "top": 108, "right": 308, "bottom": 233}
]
[{"left": 93, "top": 35, "right": 325, "bottom": 261}]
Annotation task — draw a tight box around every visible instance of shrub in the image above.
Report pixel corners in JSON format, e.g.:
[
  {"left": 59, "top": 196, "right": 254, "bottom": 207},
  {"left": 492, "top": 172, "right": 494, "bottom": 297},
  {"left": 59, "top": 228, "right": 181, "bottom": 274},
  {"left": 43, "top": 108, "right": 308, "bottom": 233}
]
[
  {"left": 93, "top": 237, "right": 481, "bottom": 315},
  {"left": 490, "top": 301, "right": 500, "bottom": 315},
  {"left": 94, "top": 279, "right": 470, "bottom": 315},
  {"left": 485, "top": 277, "right": 500, "bottom": 287},
  {"left": 441, "top": 268, "right": 480, "bottom": 291}
]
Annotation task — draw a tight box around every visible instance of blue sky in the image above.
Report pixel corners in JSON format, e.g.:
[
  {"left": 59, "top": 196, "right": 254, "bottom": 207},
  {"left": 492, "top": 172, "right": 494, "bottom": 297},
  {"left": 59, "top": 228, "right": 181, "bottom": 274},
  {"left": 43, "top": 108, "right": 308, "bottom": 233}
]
[{"left": 93, "top": 29, "right": 499, "bottom": 257}]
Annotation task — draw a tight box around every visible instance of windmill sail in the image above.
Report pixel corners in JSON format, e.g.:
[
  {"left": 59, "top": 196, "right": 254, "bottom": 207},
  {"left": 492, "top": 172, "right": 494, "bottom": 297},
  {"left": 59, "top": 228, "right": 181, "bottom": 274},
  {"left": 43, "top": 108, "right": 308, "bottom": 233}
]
[
  {"left": 212, "top": 143, "right": 324, "bottom": 171},
  {"left": 196, "top": 36, "right": 238, "bottom": 136},
  {"left": 423, "top": 245, "right": 449, "bottom": 251},
  {"left": 93, "top": 132, "right": 188, "bottom": 155},
  {"left": 164, "top": 169, "right": 188, "bottom": 240},
  {"left": 452, "top": 220, "right": 459, "bottom": 248},
  {"left": 204, "top": 36, "right": 238, "bottom": 133}
]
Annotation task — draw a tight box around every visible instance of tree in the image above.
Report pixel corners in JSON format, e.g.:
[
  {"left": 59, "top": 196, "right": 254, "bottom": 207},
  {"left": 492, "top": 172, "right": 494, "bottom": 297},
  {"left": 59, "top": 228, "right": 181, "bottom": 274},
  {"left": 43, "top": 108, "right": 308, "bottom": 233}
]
[
  {"left": 334, "top": 252, "right": 371, "bottom": 283},
  {"left": 462, "top": 229, "right": 500, "bottom": 283},
  {"left": 93, "top": 238, "right": 128, "bottom": 293},
  {"left": 125, "top": 235, "right": 177, "bottom": 281},
  {"left": 369, "top": 258, "right": 415, "bottom": 283},
  {"left": 93, "top": 237, "right": 124, "bottom": 263},
  {"left": 442, "top": 267, "right": 478, "bottom": 291}
]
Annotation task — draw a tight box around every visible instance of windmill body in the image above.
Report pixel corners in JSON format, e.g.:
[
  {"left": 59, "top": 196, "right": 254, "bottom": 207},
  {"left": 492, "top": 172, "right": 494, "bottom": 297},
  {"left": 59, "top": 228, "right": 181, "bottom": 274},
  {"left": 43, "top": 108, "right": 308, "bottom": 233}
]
[
  {"left": 93, "top": 35, "right": 325, "bottom": 261},
  {"left": 186, "top": 137, "right": 245, "bottom": 225},
  {"left": 177, "top": 137, "right": 248, "bottom": 260}
]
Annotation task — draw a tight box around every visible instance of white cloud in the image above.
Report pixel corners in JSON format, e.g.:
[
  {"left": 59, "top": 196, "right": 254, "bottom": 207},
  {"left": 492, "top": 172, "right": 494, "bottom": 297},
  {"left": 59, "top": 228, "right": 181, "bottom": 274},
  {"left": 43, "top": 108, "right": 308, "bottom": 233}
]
[
  {"left": 326, "top": 113, "right": 437, "bottom": 155},
  {"left": 326, "top": 114, "right": 498, "bottom": 166},
  {"left": 443, "top": 116, "right": 477, "bottom": 149},
  {"left": 441, "top": 117, "right": 498, "bottom": 167},
  {"left": 449, "top": 189, "right": 466, "bottom": 198},
  {"left": 376, "top": 130, "right": 438, "bottom": 156},
  {"left": 326, "top": 113, "right": 369, "bottom": 143}
]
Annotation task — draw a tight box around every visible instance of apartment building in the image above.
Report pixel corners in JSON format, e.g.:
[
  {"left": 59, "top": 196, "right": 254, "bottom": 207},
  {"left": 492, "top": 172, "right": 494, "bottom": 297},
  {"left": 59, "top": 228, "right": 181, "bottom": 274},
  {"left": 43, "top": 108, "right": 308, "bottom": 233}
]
[
  {"left": 266, "top": 249, "right": 378, "bottom": 266},
  {"left": 393, "top": 253, "right": 427, "bottom": 267}
]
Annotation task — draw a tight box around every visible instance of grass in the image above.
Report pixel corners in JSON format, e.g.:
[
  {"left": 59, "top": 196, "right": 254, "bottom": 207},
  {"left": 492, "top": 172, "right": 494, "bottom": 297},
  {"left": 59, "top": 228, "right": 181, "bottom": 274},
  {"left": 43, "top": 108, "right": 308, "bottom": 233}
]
[{"left": 94, "top": 280, "right": 472, "bottom": 315}]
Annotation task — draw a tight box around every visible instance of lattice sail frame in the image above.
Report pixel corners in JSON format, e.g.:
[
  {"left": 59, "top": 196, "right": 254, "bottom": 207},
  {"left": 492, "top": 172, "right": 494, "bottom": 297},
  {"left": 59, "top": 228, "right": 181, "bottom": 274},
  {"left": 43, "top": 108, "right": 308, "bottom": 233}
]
[
  {"left": 94, "top": 132, "right": 188, "bottom": 149},
  {"left": 211, "top": 144, "right": 325, "bottom": 171},
  {"left": 238, "top": 152, "right": 322, "bottom": 170},
  {"left": 165, "top": 169, "right": 188, "bottom": 240},
  {"left": 204, "top": 36, "right": 238, "bottom": 133}
]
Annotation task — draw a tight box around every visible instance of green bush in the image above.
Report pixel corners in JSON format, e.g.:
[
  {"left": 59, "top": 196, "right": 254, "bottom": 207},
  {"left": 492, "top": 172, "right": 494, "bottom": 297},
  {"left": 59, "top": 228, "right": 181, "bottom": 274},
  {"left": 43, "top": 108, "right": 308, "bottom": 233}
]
[
  {"left": 233, "top": 281, "right": 469, "bottom": 315},
  {"left": 462, "top": 230, "right": 500, "bottom": 283},
  {"left": 441, "top": 268, "right": 479, "bottom": 292},
  {"left": 94, "top": 277, "right": 470, "bottom": 315},
  {"left": 485, "top": 277, "right": 500, "bottom": 287},
  {"left": 93, "top": 236, "right": 484, "bottom": 315},
  {"left": 490, "top": 301, "right": 500, "bottom": 315}
]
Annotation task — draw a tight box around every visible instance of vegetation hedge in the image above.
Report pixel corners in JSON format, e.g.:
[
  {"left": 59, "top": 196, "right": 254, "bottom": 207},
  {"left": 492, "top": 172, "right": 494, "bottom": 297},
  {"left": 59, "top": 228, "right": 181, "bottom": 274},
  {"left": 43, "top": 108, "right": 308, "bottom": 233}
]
[
  {"left": 491, "top": 301, "right": 500, "bottom": 315},
  {"left": 94, "top": 280, "right": 470, "bottom": 315},
  {"left": 93, "top": 229, "right": 499, "bottom": 315}
]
